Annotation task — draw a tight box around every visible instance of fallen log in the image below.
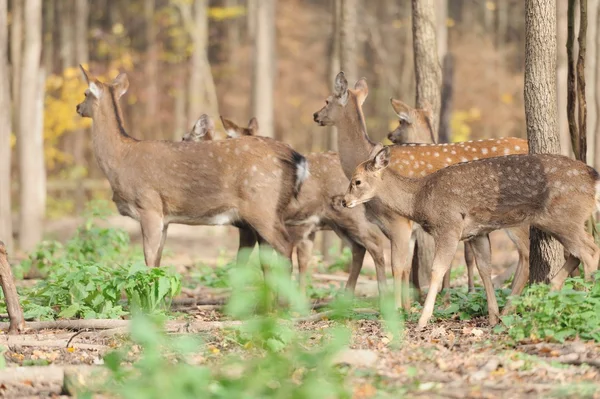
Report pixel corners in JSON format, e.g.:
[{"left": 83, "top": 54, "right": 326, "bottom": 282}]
[{"left": 0, "top": 241, "right": 25, "bottom": 334}]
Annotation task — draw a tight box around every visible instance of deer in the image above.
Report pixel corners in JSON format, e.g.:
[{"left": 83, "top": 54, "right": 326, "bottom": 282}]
[
  {"left": 387, "top": 98, "right": 532, "bottom": 298},
  {"left": 313, "top": 71, "right": 533, "bottom": 311},
  {"left": 343, "top": 146, "right": 600, "bottom": 329},
  {"left": 183, "top": 115, "right": 389, "bottom": 297},
  {"left": 75, "top": 66, "right": 309, "bottom": 274}
]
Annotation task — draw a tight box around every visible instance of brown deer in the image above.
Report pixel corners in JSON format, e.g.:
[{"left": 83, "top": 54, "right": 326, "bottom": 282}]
[
  {"left": 75, "top": 66, "right": 308, "bottom": 271},
  {"left": 184, "top": 115, "right": 388, "bottom": 296},
  {"left": 313, "top": 72, "right": 532, "bottom": 310},
  {"left": 387, "top": 98, "right": 531, "bottom": 297},
  {"left": 343, "top": 146, "right": 600, "bottom": 329}
]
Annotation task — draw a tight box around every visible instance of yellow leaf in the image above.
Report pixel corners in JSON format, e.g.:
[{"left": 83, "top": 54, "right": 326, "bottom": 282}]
[
  {"left": 446, "top": 18, "right": 455, "bottom": 28},
  {"left": 67, "top": 347, "right": 75, "bottom": 353},
  {"left": 486, "top": 1, "right": 496, "bottom": 11},
  {"left": 112, "top": 23, "right": 125, "bottom": 35},
  {"left": 501, "top": 93, "right": 513, "bottom": 105}
]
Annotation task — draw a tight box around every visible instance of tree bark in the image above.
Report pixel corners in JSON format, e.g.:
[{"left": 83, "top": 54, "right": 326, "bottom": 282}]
[
  {"left": 585, "top": 0, "right": 598, "bottom": 162},
  {"left": 412, "top": 0, "right": 442, "bottom": 141},
  {"left": 567, "top": 0, "right": 579, "bottom": 158},
  {"left": 58, "top": 0, "right": 74, "bottom": 68},
  {"left": 0, "top": 242, "right": 25, "bottom": 334},
  {"left": 251, "top": 0, "right": 275, "bottom": 138},
  {"left": 0, "top": 0, "right": 12, "bottom": 252},
  {"left": 144, "top": 0, "right": 158, "bottom": 139},
  {"left": 438, "top": 54, "right": 453, "bottom": 144},
  {"left": 225, "top": 0, "right": 240, "bottom": 69},
  {"left": 17, "top": 0, "right": 44, "bottom": 252},
  {"left": 340, "top": 0, "right": 357, "bottom": 83},
  {"left": 557, "top": 0, "right": 571, "bottom": 156},
  {"left": 524, "top": 0, "right": 564, "bottom": 283},
  {"left": 595, "top": 4, "right": 600, "bottom": 172},
  {"left": 10, "top": 0, "right": 22, "bottom": 128},
  {"left": 576, "top": 0, "right": 587, "bottom": 163},
  {"left": 436, "top": 0, "right": 447, "bottom": 63}
]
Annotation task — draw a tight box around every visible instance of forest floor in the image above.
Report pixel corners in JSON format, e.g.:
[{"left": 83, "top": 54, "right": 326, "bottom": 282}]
[{"left": 1, "top": 217, "right": 599, "bottom": 398}]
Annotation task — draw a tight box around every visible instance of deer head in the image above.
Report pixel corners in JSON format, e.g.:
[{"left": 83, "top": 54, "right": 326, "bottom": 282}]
[
  {"left": 221, "top": 116, "right": 259, "bottom": 138},
  {"left": 76, "top": 65, "right": 129, "bottom": 119},
  {"left": 387, "top": 99, "right": 434, "bottom": 144},
  {"left": 182, "top": 114, "right": 215, "bottom": 142},
  {"left": 313, "top": 72, "right": 369, "bottom": 126},
  {"left": 343, "top": 145, "right": 389, "bottom": 208}
]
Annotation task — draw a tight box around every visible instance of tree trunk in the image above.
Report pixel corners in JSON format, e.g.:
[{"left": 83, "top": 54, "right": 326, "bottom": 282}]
[
  {"left": 328, "top": 0, "right": 341, "bottom": 152},
  {"left": 340, "top": 0, "right": 357, "bottom": 83},
  {"left": 557, "top": 0, "right": 571, "bottom": 156},
  {"left": 0, "top": 0, "right": 13, "bottom": 252},
  {"left": 251, "top": 0, "right": 275, "bottom": 138},
  {"left": 576, "top": 0, "right": 588, "bottom": 163},
  {"left": 10, "top": 0, "right": 22, "bottom": 133},
  {"left": 42, "top": 0, "right": 54, "bottom": 73},
  {"left": 187, "top": 0, "right": 218, "bottom": 127},
  {"left": 0, "top": 241, "right": 24, "bottom": 334},
  {"left": 586, "top": 0, "right": 598, "bottom": 162},
  {"left": 595, "top": 4, "right": 600, "bottom": 172},
  {"left": 72, "top": 0, "right": 89, "bottom": 213},
  {"left": 412, "top": 0, "right": 442, "bottom": 141},
  {"left": 438, "top": 54, "right": 453, "bottom": 144},
  {"left": 144, "top": 0, "right": 158, "bottom": 139},
  {"left": 524, "top": 0, "right": 563, "bottom": 283},
  {"left": 17, "top": 0, "right": 44, "bottom": 252},
  {"left": 58, "top": 0, "right": 74, "bottom": 69},
  {"left": 436, "top": 0, "right": 447, "bottom": 63},
  {"left": 225, "top": 0, "right": 240, "bottom": 69},
  {"left": 567, "top": 0, "right": 579, "bottom": 158}
]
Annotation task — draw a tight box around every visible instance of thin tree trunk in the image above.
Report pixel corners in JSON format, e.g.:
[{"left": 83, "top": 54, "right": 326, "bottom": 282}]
[
  {"left": 438, "top": 54, "right": 453, "bottom": 144},
  {"left": 567, "top": 0, "right": 579, "bottom": 158},
  {"left": 524, "top": 0, "right": 563, "bottom": 283},
  {"left": 585, "top": 0, "right": 597, "bottom": 162},
  {"left": 10, "top": 0, "right": 22, "bottom": 135},
  {"left": 17, "top": 0, "right": 44, "bottom": 252},
  {"left": 436, "top": 0, "right": 447, "bottom": 63},
  {"left": 42, "top": 0, "right": 54, "bottom": 73},
  {"left": 557, "top": 0, "right": 571, "bottom": 156},
  {"left": 576, "top": 0, "right": 588, "bottom": 163},
  {"left": 173, "top": 74, "right": 186, "bottom": 141},
  {"left": 595, "top": 4, "right": 600, "bottom": 172},
  {"left": 58, "top": 0, "right": 74, "bottom": 69},
  {"left": 225, "top": 0, "right": 240, "bottom": 69},
  {"left": 251, "top": 0, "right": 275, "bottom": 138},
  {"left": 144, "top": 0, "right": 158, "bottom": 139},
  {"left": 0, "top": 241, "right": 24, "bottom": 334},
  {"left": 328, "top": 0, "right": 341, "bottom": 152},
  {"left": 340, "top": 0, "right": 357, "bottom": 83},
  {"left": 73, "top": 0, "right": 89, "bottom": 213},
  {"left": 412, "top": 0, "right": 442, "bottom": 141},
  {"left": 0, "top": 0, "right": 13, "bottom": 252}
]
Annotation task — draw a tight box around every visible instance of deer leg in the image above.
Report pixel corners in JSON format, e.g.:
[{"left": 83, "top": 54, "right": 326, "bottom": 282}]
[
  {"left": 389, "top": 217, "right": 414, "bottom": 310},
  {"left": 364, "top": 231, "right": 388, "bottom": 300},
  {"left": 550, "top": 228, "right": 599, "bottom": 289},
  {"left": 417, "top": 232, "right": 460, "bottom": 330},
  {"left": 237, "top": 227, "right": 258, "bottom": 266},
  {"left": 297, "top": 232, "right": 315, "bottom": 295},
  {"left": 140, "top": 212, "right": 165, "bottom": 267},
  {"left": 468, "top": 235, "right": 500, "bottom": 326},
  {"left": 464, "top": 242, "right": 476, "bottom": 293},
  {"left": 345, "top": 243, "right": 366, "bottom": 294},
  {"left": 155, "top": 224, "right": 169, "bottom": 266},
  {"left": 506, "top": 226, "right": 530, "bottom": 296},
  {"left": 442, "top": 268, "right": 451, "bottom": 290}
]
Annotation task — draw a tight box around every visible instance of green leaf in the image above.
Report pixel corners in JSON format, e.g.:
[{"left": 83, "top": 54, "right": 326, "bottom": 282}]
[{"left": 59, "top": 303, "right": 81, "bottom": 318}]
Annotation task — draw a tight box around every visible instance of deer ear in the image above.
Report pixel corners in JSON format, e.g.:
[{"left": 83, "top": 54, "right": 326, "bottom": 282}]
[
  {"left": 193, "top": 114, "right": 214, "bottom": 138},
  {"left": 248, "top": 117, "right": 259, "bottom": 133},
  {"left": 370, "top": 146, "right": 391, "bottom": 172},
  {"left": 79, "top": 64, "right": 91, "bottom": 85},
  {"left": 89, "top": 81, "right": 102, "bottom": 99},
  {"left": 334, "top": 71, "right": 349, "bottom": 105},
  {"left": 111, "top": 73, "right": 129, "bottom": 99},
  {"left": 221, "top": 116, "right": 242, "bottom": 138},
  {"left": 390, "top": 98, "right": 413, "bottom": 123},
  {"left": 354, "top": 78, "right": 369, "bottom": 106}
]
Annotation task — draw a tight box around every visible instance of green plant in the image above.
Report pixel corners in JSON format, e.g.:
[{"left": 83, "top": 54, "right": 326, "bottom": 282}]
[
  {"left": 124, "top": 264, "right": 182, "bottom": 313},
  {"left": 326, "top": 246, "right": 352, "bottom": 273},
  {"left": 101, "top": 248, "right": 353, "bottom": 399},
  {"left": 500, "top": 274, "right": 600, "bottom": 342}
]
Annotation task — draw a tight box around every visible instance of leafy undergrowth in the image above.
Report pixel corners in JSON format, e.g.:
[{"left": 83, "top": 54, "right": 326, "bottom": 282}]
[
  {"left": 500, "top": 274, "right": 600, "bottom": 343},
  {"left": 9, "top": 202, "right": 181, "bottom": 320},
  {"left": 94, "top": 250, "right": 406, "bottom": 399}
]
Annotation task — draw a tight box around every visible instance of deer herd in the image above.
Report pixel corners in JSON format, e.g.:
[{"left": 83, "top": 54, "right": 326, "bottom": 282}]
[{"left": 76, "top": 66, "right": 600, "bottom": 330}]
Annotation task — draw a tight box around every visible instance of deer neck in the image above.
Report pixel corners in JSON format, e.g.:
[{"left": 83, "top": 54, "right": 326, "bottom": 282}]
[
  {"left": 336, "top": 96, "right": 377, "bottom": 180},
  {"left": 375, "top": 169, "right": 422, "bottom": 220},
  {"left": 91, "top": 93, "right": 135, "bottom": 177}
]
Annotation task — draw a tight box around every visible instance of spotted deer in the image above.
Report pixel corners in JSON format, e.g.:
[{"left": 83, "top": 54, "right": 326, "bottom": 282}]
[
  {"left": 387, "top": 98, "right": 532, "bottom": 297},
  {"left": 344, "top": 146, "right": 600, "bottom": 329},
  {"left": 76, "top": 66, "right": 308, "bottom": 271},
  {"left": 313, "top": 72, "right": 531, "bottom": 310},
  {"left": 184, "top": 115, "right": 388, "bottom": 296}
]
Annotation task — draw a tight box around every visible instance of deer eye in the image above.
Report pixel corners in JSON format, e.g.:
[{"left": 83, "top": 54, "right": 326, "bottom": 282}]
[{"left": 355, "top": 180, "right": 361, "bottom": 186}]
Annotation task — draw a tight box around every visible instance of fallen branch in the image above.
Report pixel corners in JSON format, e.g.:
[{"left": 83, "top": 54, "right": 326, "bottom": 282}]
[
  {"left": 0, "top": 241, "right": 25, "bottom": 334},
  {"left": 4, "top": 339, "right": 108, "bottom": 351}
]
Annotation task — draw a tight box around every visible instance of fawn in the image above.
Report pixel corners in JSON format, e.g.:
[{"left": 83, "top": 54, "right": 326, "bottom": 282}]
[
  {"left": 387, "top": 98, "right": 531, "bottom": 297},
  {"left": 313, "top": 71, "right": 531, "bottom": 310},
  {"left": 76, "top": 66, "right": 308, "bottom": 272},
  {"left": 344, "top": 146, "right": 600, "bottom": 329},
  {"left": 183, "top": 115, "right": 389, "bottom": 296}
]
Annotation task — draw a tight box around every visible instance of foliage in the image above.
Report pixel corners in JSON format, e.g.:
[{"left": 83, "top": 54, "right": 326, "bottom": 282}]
[
  {"left": 433, "top": 287, "right": 511, "bottom": 321},
  {"left": 101, "top": 249, "right": 353, "bottom": 399},
  {"left": 450, "top": 107, "right": 481, "bottom": 142},
  {"left": 326, "top": 246, "right": 352, "bottom": 273},
  {"left": 500, "top": 275, "right": 600, "bottom": 343}
]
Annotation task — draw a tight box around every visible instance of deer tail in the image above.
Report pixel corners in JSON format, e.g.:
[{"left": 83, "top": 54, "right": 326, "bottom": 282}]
[{"left": 291, "top": 150, "right": 309, "bottom": 198}]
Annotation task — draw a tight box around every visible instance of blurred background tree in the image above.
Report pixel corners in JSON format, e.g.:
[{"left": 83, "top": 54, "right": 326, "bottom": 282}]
[{"left": 0, "top": 0, "right": 598, "bottom": 254}]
